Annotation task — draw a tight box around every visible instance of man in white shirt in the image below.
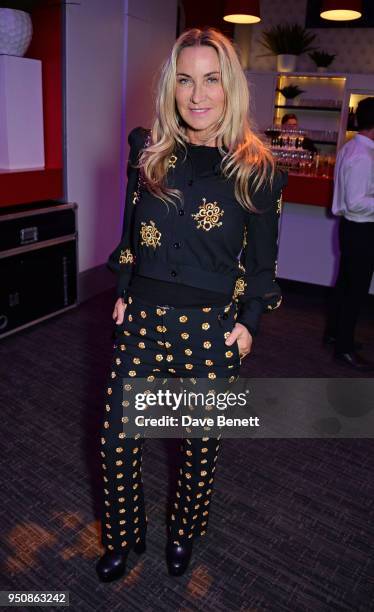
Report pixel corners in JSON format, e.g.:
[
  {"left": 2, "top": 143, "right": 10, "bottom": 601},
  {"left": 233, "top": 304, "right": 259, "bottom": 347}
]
[{"left": 325, "top": 97, "right": 374, "bottom": 370}]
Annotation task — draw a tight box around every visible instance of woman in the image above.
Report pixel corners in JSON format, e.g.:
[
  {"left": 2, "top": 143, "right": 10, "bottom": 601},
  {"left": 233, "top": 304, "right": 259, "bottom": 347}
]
[{"left": 97, "top": 27, "right": 287, "bottom": 582}]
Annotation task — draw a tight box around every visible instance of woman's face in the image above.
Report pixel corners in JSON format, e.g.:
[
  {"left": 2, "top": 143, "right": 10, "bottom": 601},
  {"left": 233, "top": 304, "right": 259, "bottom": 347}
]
[{"left": 175, "top": 45, "right": 225, "bottom": 145}]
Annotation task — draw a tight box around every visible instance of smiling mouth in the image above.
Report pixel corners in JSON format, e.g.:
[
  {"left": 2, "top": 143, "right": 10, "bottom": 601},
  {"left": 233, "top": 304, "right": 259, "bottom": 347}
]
[{"left": 189, "top": 108, "right": 210, "bottom": 114}]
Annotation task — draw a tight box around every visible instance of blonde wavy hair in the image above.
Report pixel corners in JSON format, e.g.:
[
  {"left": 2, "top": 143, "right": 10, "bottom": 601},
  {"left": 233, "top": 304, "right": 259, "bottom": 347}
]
[{"left": 136, "top": 27, "right": 275, "bottom": 213}]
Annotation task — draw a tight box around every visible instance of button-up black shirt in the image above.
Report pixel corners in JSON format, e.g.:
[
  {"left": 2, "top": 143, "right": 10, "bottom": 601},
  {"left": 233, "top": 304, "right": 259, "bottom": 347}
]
[
  {"left": 108, "top": 127, "right": 288, "bottom": 336},
  {"left": 127, "top": 141, "right": 234, "bottom": 307}
]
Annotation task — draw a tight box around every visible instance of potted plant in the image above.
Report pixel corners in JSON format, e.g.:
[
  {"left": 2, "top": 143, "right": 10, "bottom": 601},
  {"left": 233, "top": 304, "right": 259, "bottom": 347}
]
[
  {"left": 259, "top": 23, "right": 316, "bottom": 73},
  {"left": 276, "top": 84, "right": 305, "bottom": 106},
  {"left": 309, "top": 50, "right": 336, "bottom": 73}
]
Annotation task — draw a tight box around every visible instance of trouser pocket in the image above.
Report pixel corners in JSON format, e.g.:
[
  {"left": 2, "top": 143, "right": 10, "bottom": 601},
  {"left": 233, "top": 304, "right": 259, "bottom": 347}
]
[{"left": 217, "top": 302, "right": 240, "bottom": 361}]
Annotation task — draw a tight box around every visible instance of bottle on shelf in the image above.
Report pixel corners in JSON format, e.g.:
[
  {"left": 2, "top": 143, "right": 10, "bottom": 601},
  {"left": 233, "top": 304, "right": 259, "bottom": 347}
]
[{"left": 264, "top": 125, "right": 336, "bottom": 177}]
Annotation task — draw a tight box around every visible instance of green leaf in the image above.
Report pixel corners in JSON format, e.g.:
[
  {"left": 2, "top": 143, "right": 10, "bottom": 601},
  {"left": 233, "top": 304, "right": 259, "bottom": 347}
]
[{"left": 259, "top": 23, "right": 317, "bottom": 56}]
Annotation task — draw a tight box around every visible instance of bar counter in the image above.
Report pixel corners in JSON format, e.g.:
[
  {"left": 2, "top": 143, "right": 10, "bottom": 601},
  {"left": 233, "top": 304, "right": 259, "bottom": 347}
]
[
  {"left": 283, "top": 174, "right": 333, "bottom": 208},
  {"left": 278, "top": 174, "right": 374, "bottom": 295}
]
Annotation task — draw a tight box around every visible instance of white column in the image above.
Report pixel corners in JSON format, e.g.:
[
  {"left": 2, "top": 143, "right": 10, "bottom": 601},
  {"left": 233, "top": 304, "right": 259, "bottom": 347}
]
[{"left": 0, "top": 55, "right": 44, "bottom": 170}]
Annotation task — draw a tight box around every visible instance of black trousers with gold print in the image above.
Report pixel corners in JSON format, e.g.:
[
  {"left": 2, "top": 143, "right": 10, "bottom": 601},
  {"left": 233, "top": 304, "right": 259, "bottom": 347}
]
[{"left": 99, "top": 293, "right": 241, "bottom": 553}]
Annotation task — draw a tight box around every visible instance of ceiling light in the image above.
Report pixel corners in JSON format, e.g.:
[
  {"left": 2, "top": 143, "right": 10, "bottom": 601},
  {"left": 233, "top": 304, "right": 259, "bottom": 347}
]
[
  {"left": 223, "top": 0, "right": 261, "bottom": 24},
  {"left": 320, "top": 0, "right": 362, "bottom": 21}
]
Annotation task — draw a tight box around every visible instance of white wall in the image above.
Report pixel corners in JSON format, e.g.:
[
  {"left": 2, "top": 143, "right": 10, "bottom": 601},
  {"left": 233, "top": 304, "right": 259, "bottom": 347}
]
[
  {"left": 65, "top": 0, "right": 124, "bottom": 276},
  {"left": 125, "top": 0, "right": 177, "bottom": 138},
  {"left": 65, "top": 0, "right": 177, "bottom": 279}
]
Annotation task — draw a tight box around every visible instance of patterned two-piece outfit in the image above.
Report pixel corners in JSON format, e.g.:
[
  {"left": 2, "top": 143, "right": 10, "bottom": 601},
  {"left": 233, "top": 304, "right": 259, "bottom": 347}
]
[{"left": 100, "top": 127, "right": 287, "bottom": 553}]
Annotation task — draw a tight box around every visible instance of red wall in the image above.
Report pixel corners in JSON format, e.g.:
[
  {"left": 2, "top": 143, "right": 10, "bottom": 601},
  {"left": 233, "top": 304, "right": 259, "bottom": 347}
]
[
  {"left": 0, "top": 0, "right": 63, "bottom": 208},
  {"left": 26, "top": 1, "right": 63, "bottom": 170}
]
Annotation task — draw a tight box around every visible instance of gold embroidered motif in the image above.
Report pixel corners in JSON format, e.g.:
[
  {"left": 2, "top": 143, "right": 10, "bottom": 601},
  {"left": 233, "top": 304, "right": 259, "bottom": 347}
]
[
  {"left": 233, "top": 277, "right": 247, "bottom": 300},
  {"left": 191, "top": 198, "right": 224, "bottom": 231},
  {"left": 119, "top": 248, "right": 134, "bottom": 264},
  {"left": 140, "top": 220, "right": 162, "bottom": 248},
  {"left": 276, "top": 193, "right": 283, "bottom": 215},
  {"left": 132, "top": 191, "right": 140, "bottom": 205},
  {"left": 167, "top": 154, "right": 178, "bottom": 169},
  {"left": 238, "top": 261, "right": 246, "bottom": 275},
  {"left": 242, "top": 225, "right": 247, "bottom": 248},
  {"left": 267, "top": 297, "right": 282, "bottom": 311}
]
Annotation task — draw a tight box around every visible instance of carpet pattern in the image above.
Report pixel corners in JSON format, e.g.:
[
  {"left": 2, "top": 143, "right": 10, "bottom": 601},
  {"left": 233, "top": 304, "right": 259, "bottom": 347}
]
[{"left": 0, "top": 286, "right": 373, "bottom": 611}]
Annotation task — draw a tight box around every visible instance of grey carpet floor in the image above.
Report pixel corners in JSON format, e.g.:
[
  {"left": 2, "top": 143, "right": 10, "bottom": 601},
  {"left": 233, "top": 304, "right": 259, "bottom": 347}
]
[{"left": 0, "top": 287, "right": 373, "bottom": 611}]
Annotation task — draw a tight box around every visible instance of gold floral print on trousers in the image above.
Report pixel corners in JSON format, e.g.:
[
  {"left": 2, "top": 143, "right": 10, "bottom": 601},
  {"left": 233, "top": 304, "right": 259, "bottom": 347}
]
[
  {"left": 119, "top": 248, "right": 135, "bottom": 264},
  {"left": 191, "top": 198, "right": 224, "bottom": 232},
  {"left": 140, "top": 220, "right": 162, "bottom": 248}
]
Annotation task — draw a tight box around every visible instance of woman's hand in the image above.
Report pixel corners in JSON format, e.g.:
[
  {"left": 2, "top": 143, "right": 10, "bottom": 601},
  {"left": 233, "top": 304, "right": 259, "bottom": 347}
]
[
  {"left": 225, "top": 322, "right": 253, "bottom": 359},
  {"left": 112, "top": 297, "right": 127, "bottom": 325}
]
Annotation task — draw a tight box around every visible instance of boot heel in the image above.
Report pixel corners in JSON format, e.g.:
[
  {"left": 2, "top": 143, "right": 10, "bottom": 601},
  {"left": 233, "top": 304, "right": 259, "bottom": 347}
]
[{"left": 133, "top": 539, "right": 146, "bottom": 555}]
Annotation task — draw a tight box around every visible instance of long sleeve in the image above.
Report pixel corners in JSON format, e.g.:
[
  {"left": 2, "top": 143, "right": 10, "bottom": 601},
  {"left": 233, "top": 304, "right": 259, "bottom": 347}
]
[
  {"left": 107, "top": 126, "right": 148, "bottom": 298},
  {"left": 344, "top": 156, "right": 374, "bottom": 216},
  {"left": 236, "top": 169, "right": 288, "bottom": 337}
]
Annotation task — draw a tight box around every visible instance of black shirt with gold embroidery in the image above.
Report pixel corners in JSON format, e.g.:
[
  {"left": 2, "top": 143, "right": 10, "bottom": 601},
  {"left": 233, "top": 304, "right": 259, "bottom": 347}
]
[
  {"left": 127, "top": 142, "right": 232, "bottom": 307},
  {"left": 108, "top": 127, "right": 288, "bottom": 336}
]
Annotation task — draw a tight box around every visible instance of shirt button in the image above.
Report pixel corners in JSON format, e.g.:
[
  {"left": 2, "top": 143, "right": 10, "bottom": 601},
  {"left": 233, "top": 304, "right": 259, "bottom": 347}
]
[
  {"left": 178, "top": 209, "right": 185, "bottom": 216},
  {"left": 171, "top": 270, "right": 177, "bottom": 277},
  {"left": 173, "top": 242, "right": 181, "bottom": 249}
]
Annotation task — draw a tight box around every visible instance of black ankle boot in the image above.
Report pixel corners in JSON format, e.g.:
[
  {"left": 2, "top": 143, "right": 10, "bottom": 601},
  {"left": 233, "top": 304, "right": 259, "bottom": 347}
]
[
  {"left": 166, "top": 539, "right": 194, "bottom": 577},
  {"left": 96, "top": 539, "right": 146, "bottom": 582}
]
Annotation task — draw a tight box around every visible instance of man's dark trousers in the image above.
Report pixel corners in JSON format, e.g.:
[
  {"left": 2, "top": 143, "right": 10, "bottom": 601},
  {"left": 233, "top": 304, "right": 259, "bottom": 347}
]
[{"left": 326, "top": 216, "right": 374, "bottom": 353}]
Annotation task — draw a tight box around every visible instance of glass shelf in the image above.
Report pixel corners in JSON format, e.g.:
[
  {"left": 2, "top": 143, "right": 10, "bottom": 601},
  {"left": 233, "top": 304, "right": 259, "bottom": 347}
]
[
  {"left": 274, "top": 104, "right": 341, "bottom": 112},
  {"left": 313, "top": 140, "right": 338, "bottom": 145}
]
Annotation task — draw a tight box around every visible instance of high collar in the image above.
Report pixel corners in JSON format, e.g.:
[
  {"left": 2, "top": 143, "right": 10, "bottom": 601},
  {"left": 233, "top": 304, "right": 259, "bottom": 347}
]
[
  {"left": 355, "top": 133, "right": 374, "bottom": 150},
  {"left": 186, "top": 142, "right": 220, "bottom": 150},
  {"left": 175, "top": 141, "right": 223, "bottom": 177}
]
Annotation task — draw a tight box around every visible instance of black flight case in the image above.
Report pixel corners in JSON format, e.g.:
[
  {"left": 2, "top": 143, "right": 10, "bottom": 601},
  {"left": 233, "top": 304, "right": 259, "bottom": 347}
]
[{"left": 0, "top": 201, "right": 78, "bottom": 339}]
